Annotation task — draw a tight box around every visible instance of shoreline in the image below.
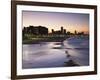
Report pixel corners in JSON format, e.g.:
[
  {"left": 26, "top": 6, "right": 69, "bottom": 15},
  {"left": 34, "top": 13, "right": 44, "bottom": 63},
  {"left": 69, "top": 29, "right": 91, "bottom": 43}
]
[
  {"left": 23, "top": 37, "right": 69, "bottom": 44},
  {"left": 22, "top": 35, "right": 88, "bottom": 44}
]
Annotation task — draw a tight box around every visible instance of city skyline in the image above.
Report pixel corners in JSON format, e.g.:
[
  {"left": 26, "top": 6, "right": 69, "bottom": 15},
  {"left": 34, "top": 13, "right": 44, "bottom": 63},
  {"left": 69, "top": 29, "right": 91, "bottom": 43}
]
[{"left": 22, "top": 11, "right": 89, "bottom": 34}]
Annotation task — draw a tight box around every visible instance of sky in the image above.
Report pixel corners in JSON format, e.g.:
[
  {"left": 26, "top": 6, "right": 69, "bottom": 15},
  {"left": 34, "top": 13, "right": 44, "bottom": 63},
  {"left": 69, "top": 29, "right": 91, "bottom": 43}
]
[{"left": 22, "top": 11, "right": 89, "bottom": 34}]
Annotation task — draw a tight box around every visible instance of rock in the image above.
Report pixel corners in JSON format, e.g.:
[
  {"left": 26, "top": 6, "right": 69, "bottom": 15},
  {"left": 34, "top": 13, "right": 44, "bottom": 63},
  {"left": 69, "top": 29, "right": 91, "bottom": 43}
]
[{"left": 64, "top": 60, "right": 79, "bottom": 66}]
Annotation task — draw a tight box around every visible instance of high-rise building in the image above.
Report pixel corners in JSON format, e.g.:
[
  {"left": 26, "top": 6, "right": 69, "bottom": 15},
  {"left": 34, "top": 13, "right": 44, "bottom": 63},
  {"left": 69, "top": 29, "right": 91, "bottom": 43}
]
[
  {"left": 61, "top": 26, "right": 64, "bottom": 34},
  {"left": 52, "top": 29, "right": 54, "bottom": 33},
  {"left": 74, "top": 30, "right": 77, "bottom": 35},
  {"left": 64, "top": 29, "right": 66, "bottom": 34}
]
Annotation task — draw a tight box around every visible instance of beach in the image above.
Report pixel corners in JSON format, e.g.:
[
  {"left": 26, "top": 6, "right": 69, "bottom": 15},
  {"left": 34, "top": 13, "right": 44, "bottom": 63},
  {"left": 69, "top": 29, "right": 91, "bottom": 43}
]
[{"left": 22, "top": 36, "right": 89, "bottom": 69}]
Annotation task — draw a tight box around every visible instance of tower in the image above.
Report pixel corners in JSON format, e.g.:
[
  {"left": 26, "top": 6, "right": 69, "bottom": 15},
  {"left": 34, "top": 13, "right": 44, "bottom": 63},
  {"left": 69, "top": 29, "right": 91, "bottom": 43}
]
[{"left": 61, "top": 26, "right": 64, "bottom": 34}]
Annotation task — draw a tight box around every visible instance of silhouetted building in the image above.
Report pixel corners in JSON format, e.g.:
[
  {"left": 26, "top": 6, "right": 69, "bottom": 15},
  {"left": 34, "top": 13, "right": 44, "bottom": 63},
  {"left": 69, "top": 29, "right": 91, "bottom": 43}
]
[
  {"left": 51, "top": 26, "right": 66, "bottom": 35},
  {"left": 52, "top": 29, "right": 54, "bottom": 34},
  {"left": 54, "top": 30, "right": 62, "bottom": 34},
  {"left": 74, "top": 30, "right": 77, "bottom": 35},
  {"left": 67, "top": 31, "right": 71, "bottom": 35},
  {"left": 64, "top": 29, "right": 66, "bottom": 34},
  {"left": 23, "top": 25, "right": 48, "bottom": 35},
  {"left": 38, "top": 26, "right": 48, "bottom": 35},
  {"left": 77, "top": 32, "right": 84, "bottom": 35},
  {"left": 61, "top": 26, "right": 64, "bottom": 34}
]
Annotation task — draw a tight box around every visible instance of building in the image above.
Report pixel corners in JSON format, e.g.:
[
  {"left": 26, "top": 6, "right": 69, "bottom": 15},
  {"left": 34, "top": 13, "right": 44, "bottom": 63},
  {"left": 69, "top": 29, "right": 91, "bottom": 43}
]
[
  {"left": 23, "top": 25, "right": 48, "bottom": 35},
  {"left": 64, "top": 29, "right": 66, "bottom": 34},
  {"left": 52, "top": 29, "right": 54, "bottom": 34},
  {"left": 51, "top": 26, "right": 67, "bottom": 35},
  {"left": 74, "top": 30, "right": 77, "bottom": 35},
  {"left": 61, "top": 26, "right": 64, "bottom": 34}
]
